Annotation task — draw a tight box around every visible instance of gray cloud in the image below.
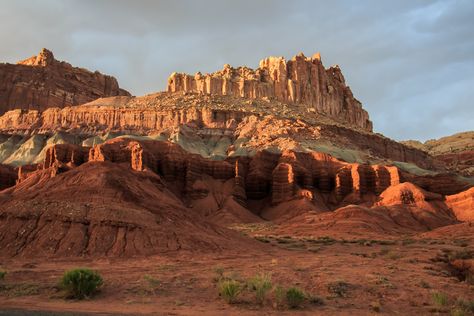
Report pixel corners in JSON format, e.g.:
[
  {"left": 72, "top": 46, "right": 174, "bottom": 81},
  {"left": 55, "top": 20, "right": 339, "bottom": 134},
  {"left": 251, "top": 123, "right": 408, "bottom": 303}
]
[{"left": 0, "top": 0, "right": 472, "bottom": 141}]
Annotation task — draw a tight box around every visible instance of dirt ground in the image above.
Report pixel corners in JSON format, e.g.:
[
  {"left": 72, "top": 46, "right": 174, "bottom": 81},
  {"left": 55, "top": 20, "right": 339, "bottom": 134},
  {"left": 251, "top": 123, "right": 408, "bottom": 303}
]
[{"left": 0, "top": 229, "right": 473, "bottom": 316}]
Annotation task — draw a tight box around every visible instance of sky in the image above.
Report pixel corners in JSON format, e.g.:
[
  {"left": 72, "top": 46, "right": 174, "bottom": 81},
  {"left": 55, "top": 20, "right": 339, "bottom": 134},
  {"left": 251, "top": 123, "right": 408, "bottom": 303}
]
[{"left": 0, "top": 0, "right": 472, "bottom": 142}]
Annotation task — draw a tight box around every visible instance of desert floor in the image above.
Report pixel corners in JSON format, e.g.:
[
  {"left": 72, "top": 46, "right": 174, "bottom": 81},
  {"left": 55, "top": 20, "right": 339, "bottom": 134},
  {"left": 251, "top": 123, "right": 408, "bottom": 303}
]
[{"left": 1, "top": 226, "right": 473, "bottom": 316}]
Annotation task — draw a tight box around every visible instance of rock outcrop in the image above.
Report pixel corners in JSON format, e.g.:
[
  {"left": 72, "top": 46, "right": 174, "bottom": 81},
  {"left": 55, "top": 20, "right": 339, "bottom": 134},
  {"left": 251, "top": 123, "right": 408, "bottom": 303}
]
[
  {"left": 167, "top": 53, "right": 372, "bottom": 131},
  {"left": 446, "top": 187, "right": 474, "bottom": 222},
  {"left": 0, "top": 161, "right": 252, "bottom": 257},
  {"left": 0, "top": 48, "right": 130, "bottom": 115},
  {"left": 0, "top": 164, "right": 16, "bottom": 190},
  {"left": 271, "top": 163, "right": 295, "bottom": 204},
  {"left": 403, "top": 131, "right": 474, "bottom": 176},
  {"left": 0, "top": 95, "right": 435, "bottom": 171},
  {"left": 8, "top": 138, "right": 471, "bottom": 205},
  {"left": 335, "top": 164, "right": 401, "bottom": 200},
  {"left": 43, "top": 144, "right": 89, "bottom": 169}
]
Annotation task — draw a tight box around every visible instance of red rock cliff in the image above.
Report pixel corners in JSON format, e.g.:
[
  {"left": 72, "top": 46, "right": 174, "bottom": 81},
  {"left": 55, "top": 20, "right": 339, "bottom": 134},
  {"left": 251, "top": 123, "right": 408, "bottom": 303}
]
[
  {"left": 167, "top": 52, "right": 372, "bottom": 131},
  {"left": 0, "top": 48, "right": 130, "bottom": 115}
]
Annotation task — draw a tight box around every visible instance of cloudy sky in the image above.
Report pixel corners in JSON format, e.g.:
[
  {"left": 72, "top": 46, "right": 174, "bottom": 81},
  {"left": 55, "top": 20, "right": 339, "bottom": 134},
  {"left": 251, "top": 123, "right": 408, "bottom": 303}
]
[{"left": 0, "top": 0, "right": 472, "bottom": 141}]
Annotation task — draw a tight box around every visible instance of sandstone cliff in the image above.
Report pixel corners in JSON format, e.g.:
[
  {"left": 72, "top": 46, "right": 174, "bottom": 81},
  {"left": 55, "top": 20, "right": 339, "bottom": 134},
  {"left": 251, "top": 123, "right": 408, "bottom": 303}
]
[
  {"left": 0, "top": 92, "right": 434, "bottom": 171},
  {"left": 37, "top": 138, "right": 471, "bottom": 204},
  {"left": 0, "top": 48, "right": 130, "bottom": 115},
  {"left": 167, "top": 52, "right": 372, "bottom": 131}
]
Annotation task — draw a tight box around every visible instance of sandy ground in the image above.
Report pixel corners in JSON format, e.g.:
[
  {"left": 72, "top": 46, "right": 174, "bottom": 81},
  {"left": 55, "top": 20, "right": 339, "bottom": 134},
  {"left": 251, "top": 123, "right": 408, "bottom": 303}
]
[{"left": 1, "top": 232, "right": 473, "bottom": 316}]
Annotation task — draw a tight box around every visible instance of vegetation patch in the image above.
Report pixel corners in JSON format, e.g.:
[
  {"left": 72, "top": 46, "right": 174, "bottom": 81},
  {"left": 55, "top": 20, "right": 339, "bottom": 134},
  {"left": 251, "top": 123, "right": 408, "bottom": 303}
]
[
  {"left": 328, "top": 281, "right": 351, "bottom": 298},
  {"left": 60, "top": 268, "right": 103, "bottom": 300},
  {"left": 286, "top": 287, "right": 306, "bottom": 309},
  {"left": 218, "top": 279, "right": 241, "bottom": 304},
  {"left": 432, "top": 292, "right": 448, "bottom": 307},
  {"left": 247, "top": 273, "right": 272, "bottom": 305}
]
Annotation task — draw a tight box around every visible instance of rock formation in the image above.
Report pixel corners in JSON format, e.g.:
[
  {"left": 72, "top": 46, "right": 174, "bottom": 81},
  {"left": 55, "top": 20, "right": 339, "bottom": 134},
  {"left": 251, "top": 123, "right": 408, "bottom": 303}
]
[
  {"left": 167, "top": 53, "right": 372, "bottom": 131},
  {"left": 1, "top": 135, "right": 473, "bottom": 257},
  {"left": 0, "top": 48, "right": 130, "bottom": 115},
  {"left": 0, "top": 164, "right": 16, "bottom": 190},
  {"left": 403, "top": 131, "right": 474, "bottom": 177},
  {"left": 21, "top": 138, "right": 470, "bottom": 205},
  {"left": 0, "top": 94, "right": 436, "bottom": 171},
  {"left": 271, "top": 163, "right": 295, "bottom": 204},
  {"left": 446, "top": 187, "right": 474, "bottom": 222}
]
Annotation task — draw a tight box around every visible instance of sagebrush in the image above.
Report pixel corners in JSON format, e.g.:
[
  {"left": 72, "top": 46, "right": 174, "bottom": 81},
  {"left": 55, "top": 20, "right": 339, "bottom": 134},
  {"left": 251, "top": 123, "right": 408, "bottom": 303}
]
[{"left": 60, "top": 268, "right": 103, "bottom": 299}]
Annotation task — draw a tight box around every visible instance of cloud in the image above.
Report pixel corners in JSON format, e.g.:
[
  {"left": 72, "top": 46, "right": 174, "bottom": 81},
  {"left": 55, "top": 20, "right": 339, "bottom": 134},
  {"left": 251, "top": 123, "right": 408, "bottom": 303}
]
[{"left": 0, "top": 0, "right": 472, "bottom": 141}]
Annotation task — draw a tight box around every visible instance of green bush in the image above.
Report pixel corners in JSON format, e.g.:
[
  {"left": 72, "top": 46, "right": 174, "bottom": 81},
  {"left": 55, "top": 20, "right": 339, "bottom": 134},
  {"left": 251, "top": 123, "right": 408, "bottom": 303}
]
[
  {"left": 432, "top": 292, "right": 448, "bottom": 307},
  {"left": 60, "top": 268, "right": 103, "bottom": 299},
  {"left": 286, "top": 287, "right": 305, "bottom": 309},
  {"left": 0, "top": 270, "right": 6, "bottom": 281},
  {"left": 219, "top": 279, "right": 241, "bottom": 304},
  {"left": 248, "top": 273, "right": 272, "bottom": 305},
  {"left": 273, "top": 285, "right": 285, "bottom": 309}
]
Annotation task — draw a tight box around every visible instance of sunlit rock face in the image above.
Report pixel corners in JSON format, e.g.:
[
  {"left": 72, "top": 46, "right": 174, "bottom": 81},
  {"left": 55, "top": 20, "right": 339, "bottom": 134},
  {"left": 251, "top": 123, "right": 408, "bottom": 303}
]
[
  {"left": 0, "top": 48, "right": 130, "bottom": 115},
  {"left": 167, "top": 52, "right": 372, "bottom": 131}
]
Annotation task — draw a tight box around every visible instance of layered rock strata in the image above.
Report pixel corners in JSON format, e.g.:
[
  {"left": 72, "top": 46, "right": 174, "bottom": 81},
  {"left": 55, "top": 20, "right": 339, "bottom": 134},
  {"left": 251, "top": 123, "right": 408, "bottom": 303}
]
[
  {"left": 167, "top": 53, "right": 372, "bottom": 131},
  {"left": 0, "top": 104, "right": 434, "bottom": 170},
  {"left": 0, "top": 48, "right": 130, "bottom": 115},
  {"left": 35, "top": 138, "right": 472, "bottom": 206}
]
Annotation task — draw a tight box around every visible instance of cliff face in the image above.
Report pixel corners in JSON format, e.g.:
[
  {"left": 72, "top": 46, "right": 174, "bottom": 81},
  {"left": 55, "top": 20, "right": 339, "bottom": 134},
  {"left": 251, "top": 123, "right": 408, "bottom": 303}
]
[
  {"left": 168, "top": 52, "right": 372, "bottom": 131},
  {"left": 0, "top": 48, "right": 130, "bottom": 115},
  {"left": 37, "top": 138, "right": 470, "bottom": 202},
  {"left": 0, "top": 102, "right": 434, "bottom": 171}
]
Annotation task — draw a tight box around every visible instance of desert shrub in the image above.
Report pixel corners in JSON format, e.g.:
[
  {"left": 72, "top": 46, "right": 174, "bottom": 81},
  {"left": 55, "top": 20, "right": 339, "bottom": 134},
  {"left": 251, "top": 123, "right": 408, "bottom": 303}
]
[
  {"left": 370, "top": 301, "right": 382, "bottom": 312},
  {"left": 308, "top": 294, "right": 325, "bottom": 306},
  {"left": 448, "top": 259, "right": 474, "bottom": 284},
  {"left": 0, "top": 269, "right": 6, "bottom": 281},
  {"left": 328, "top": 281, "right": 350, "bottom": 297},
  {"left": 286, "top": 287, "right": 305, "bottom": 309},
  {"left": 248, "top": 273, "right": 272, "bottom": 305},
  {"left": 456, "top": 298, "right": 474, "bottom": 314},
  {"left": 143, "top": 274, "right": 160, "bottom": 294},
  {"left": 60, "top": 268, "right": 103, "bottom": 299},
  {"left": 432, "top": 292, "right": 449, "bottom": 307},
  {"left": 218, "top": 279, "right": 241, "bottom": 304},
  {"left": 273, "top": 285, "right": 285, "bottom": 309},
  {"left": 212, "top": 266, "right": 225, "bottom": 283},
  {"left": 450, "top": 308, "right": 465, "bottom": 316}
]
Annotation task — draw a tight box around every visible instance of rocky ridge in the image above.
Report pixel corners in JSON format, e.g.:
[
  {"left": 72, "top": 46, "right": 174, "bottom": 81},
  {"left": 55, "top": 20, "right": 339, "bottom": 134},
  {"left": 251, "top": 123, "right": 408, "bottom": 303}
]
[
  {"left": 403, "top": 131, "right": 474, "bottom": 177},
  {"left": 0, "top": 48, "right": 130, "bottom": 115},
  {"left": 168, "top": 52, "right": 372, "bottom": 131},
  {"left": 1, "top": 136, "right": 472, "bottom": 257},
  {"left": 0, "top": 49, "right": 473, "bottom": 259},
  {"left": 0, "top": 92, "right": 436, "bottom": 172}
]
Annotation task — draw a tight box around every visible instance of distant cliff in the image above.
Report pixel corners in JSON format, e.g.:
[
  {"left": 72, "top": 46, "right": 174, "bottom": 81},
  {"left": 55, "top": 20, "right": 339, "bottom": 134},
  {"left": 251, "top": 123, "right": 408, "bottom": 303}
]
[
  {"left": 0, "top": 48, "right": 130, "bottom": 115},
  {"left": 168, "top": 52, "right": 372, "bottom": 131}
]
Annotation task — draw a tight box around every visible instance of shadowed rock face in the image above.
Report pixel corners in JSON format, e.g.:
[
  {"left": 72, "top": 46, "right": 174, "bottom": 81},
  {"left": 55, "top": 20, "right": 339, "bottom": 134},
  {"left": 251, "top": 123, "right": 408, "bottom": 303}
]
[
  {"left": 1, "top": 137, "right": 472, "bottom": 258},
  {"left": 0, "top": 48, "right": 130, "bottom": 115},
  {"left": 36, "top": 138, "right": 471, "bottom": 200},
  {"left": 0, "top": 164, "right": 16, "bottom": 190},
  {"left": 168, "top": 52, "right": 372, "bottom": 131}
]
